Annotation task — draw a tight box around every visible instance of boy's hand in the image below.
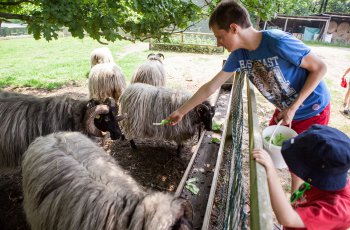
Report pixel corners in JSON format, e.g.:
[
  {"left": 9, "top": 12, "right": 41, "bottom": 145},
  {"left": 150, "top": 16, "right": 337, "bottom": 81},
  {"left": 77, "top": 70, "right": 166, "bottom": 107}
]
[
  {"left": 166, "top": 110, "right": 183, "bottom": 125},
  {"left": 252, "top": 149, "right": 275, "bottom": 172},
  {"left": 276, "top": 106, "right": 297, "bottom": 125}
]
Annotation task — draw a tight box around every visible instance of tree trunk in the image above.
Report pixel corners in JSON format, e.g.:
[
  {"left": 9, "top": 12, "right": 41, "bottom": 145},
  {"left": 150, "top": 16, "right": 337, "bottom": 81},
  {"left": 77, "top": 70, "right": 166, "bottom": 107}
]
[
  {"left": 323, "top": 0, "right": 328, "bottom": 12},
  {"left": 255, "top": 17, "right": 260, "bottom": 30},
  {"left": 319, "top": 0, "right": 325, "bottom": 13}
]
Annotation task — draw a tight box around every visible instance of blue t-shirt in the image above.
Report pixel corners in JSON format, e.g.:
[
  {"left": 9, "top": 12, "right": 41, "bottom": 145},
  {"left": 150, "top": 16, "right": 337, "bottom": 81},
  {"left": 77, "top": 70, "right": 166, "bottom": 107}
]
[{"left": 223, "top": 29, "right": 330, "bottom": 120}]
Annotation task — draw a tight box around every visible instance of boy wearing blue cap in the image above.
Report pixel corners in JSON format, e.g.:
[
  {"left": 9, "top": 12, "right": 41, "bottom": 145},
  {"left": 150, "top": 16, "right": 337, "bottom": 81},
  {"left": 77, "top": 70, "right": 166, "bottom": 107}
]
[{"left": 253, "top": 124, "right": 350, "bottom": 229}]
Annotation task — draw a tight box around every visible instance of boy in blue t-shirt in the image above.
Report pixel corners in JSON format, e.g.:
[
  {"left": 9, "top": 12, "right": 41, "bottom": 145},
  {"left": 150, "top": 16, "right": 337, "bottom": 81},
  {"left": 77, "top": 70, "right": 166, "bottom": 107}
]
[{"left": 167, "top": 1, "right": 330, "bottom": 190}]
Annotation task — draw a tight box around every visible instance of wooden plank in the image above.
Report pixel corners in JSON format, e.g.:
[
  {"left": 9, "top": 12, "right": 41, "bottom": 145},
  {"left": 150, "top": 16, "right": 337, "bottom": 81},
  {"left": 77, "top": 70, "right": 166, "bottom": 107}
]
[
  {"left": 276, "top": 15, "right": 329, "bottom": 22},
  {"left": 246, "top": 78, "right": 273, "bottom": 230},
  {"left": 202, "top": 83, "right": 234, "bottom": 229},
  {"left": 284, "top": 18, "right": 289, "bottom": 32}
]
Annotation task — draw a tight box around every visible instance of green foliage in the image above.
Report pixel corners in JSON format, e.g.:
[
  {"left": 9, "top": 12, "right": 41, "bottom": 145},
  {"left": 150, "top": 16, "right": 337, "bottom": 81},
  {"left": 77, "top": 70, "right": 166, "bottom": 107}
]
[
  {"left": 209, "top": 137, "right": 220, "bottom": 144},
  {"left": 0, "top": 0, "right": 209, "bottom": 42},
  {"left": 185, "top": 177, "right": 199, "bottom": 195},
  {"left": 212, "top": 122, "right": 222, "bottom": 133},
  {"left": 240, "top": 0, "right": 350, "bottom": 22},
  {"left": 150, "top": 43, "right": 224, "bottom": 54},
  {"left": 264, "top": 133, "right": 287, "bottom": 146}
]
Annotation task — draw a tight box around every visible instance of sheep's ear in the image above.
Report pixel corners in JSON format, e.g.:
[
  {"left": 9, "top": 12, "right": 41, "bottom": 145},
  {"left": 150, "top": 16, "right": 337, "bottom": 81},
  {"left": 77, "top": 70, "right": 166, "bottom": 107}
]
[
  {"left": 195, "top": 104, "right": 208, "bottom": 115},
  {"left": 103, "top": 97, "right": 116, "bottom": 108},
  {"left": 87, "top": 99, "right": 97, "bottom": 108}
]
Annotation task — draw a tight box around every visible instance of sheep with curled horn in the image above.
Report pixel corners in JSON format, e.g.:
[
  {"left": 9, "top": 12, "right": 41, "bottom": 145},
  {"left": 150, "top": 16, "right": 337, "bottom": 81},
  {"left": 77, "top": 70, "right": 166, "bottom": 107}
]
[
  {"left": 0, "top": 91, "right": 124, "bottom": 168},
  {"left": 90, "top": 47, "right": 115, "bottom": 67},
  {"left": 119, "top": 83, "right": 215, "bottom": 155},
  {"left": 130, "top": 53, "right": 166, "bottom": 87},
  {"left": 89, "top": 62, "right": 127, "bottom": 103},
  {"left": 22, "top": 132, "right": 193, "bottom": 230}
]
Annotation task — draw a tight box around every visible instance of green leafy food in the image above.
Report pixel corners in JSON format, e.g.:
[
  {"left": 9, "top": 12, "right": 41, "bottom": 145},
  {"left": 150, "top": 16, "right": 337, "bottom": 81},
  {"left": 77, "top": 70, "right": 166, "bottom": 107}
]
[
  {"left": 160, "top": 119, "right": 171, "bottom": 125},
  {"left": 212, "top": 122, "right": 222, "bottom": 133},
  {"left": 210, "top": 137, "right": 220, "bottom": 144},
  {"left": 265, "top": 133, "right": 287, "bottom": 146},
  {"left": 153, "top": 119, "right": 171, "bottom": 126},
  {"left": 185, "top": 177, "right": 199, "bottom": 195}
]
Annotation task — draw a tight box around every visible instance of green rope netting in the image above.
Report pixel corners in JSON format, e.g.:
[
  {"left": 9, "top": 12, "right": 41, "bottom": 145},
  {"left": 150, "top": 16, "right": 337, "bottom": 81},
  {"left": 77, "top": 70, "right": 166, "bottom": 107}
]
[{"left": 224, "top": 72, "right": 247, "bottom": 229}]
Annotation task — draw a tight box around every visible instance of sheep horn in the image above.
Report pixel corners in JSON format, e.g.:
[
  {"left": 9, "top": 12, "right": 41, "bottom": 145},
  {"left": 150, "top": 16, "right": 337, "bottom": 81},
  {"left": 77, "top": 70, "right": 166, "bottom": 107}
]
[
  {"left": 116, "top": 115, "right": 125, "bottom": 121},
  {"left": 157, "top": 53, "right": 164, "bottom": 60},
  {"left": 147, "top": 53, "right": 155, "bottom": 59},
  {"left": 84, "top": 104, "right": 109, "bottom": 137}
]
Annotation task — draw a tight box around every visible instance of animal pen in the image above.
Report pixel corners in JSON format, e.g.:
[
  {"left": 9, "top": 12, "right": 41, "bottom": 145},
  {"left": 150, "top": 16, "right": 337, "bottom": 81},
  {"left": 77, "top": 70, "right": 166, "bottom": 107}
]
[{"left": 173, "top": 71, "right": 273, "bottom": 229}]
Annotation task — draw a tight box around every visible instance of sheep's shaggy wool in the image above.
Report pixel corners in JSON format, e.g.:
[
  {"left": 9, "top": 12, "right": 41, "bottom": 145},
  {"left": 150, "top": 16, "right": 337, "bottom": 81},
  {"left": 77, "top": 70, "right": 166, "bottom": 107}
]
[
  {"left": 119, "top": 83, "right": 204, "bottom": 145},
  {"left": 89, "top": 63, "right": 127, "bottom": 102},
  {"left": 131, "top": 54, "right": 166, "bottom": 86},
  {"left": 0, "top": 91, "right": 122, "bottom": 168},
  {"left": 22, "top": 132, "right": 193, "bottom": 230},
  {"left": 90, "top": 47, "right": 114, "bottom": 67},
  {"left": 131, "top": 61, "right": 166, "bottom": 86}
]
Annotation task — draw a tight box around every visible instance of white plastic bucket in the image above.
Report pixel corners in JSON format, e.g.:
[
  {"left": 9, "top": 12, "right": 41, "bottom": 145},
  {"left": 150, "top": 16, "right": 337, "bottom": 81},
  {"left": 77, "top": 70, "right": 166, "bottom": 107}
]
[{"left": 262, "top": 124, "right": 298, "bottom": 169}]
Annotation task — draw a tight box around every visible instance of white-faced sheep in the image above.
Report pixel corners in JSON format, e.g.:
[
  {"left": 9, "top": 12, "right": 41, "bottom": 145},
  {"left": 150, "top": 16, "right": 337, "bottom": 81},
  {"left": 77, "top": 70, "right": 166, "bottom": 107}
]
[
  {"left": 22, "top": 132, "right": 193, "bottom": 230},
  {"left": 130, "top": 53, "right": 166, "bottom": 87},
  {"left": 89, "top": 63, "right": 127, "bottom": 103},
  {"left": 119, "top": 83, "right": 215, "bottom": 154},
  {"left": 90, "top": 47, "right": 115, "bottom": 67},
  {"left": 0, "top": 91, "right": 123, "bottom": 168}
]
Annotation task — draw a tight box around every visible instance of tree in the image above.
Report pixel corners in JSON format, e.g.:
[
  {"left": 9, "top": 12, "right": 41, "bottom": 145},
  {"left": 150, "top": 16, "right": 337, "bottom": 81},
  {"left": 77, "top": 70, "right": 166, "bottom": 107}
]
[{"left": 0, "top": 0, "right": 213, "bottom": 42}]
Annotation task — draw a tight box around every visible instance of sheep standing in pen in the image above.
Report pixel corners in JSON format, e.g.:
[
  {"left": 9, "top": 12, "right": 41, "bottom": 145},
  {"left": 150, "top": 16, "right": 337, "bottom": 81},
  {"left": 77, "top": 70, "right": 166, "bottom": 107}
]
[
  {"left": 89, "top": 62, "right": 127, "bottom": 103},
  {"left": 90, "top": 47, "right": 115, "bottom": 67},
  {"left": 0, "top": 91, "right": 123, "bottom": 168},
  {"left": 130, "top": 53, "right": 166, "bottom": 86},
  {"left": 119, "top": 83, "right": 215, "bottom": 154},
  {"left": 22, "top": 132, "right": 193, "bottom": 230}
]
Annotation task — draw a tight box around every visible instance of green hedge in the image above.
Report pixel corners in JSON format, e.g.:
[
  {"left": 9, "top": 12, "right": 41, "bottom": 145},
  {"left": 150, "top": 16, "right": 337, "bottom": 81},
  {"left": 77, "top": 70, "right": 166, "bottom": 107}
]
[{"left": 149, "top": 42, "right": 224, "bottom": 54}]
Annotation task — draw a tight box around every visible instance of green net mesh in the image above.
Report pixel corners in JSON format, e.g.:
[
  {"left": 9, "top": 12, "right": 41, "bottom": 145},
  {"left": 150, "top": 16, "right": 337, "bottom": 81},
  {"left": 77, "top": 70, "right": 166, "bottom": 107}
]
[{"left": 223, "top": 72, "right": 247, "bottom": 229}]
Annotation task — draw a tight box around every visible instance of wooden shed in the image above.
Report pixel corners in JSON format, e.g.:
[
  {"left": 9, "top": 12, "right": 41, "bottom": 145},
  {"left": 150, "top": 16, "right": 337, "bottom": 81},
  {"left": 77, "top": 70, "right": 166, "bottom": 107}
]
[
  {"left": 261, "top": 13, "right": 350, "bottom": 44},
  {"left": 319, "top": 13, "right": 350, "bottom": 44}
]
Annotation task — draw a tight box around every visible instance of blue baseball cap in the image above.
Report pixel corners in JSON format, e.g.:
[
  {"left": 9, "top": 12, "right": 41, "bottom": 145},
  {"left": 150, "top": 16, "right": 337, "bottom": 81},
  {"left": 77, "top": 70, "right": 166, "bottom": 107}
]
[{"left": 281, "top": 124, "right": 350, "bottom": 191}]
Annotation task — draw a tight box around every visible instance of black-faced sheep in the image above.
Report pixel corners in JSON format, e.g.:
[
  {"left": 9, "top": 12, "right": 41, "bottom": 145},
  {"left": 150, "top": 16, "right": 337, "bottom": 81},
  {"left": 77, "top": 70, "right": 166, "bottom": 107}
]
[
  {"left": 22, "top": 132, "right": 193, "bottom": 230},
  {"left": 90, "top": 47, "right": 115, "bottom": 67},
  {"left": 119, "top": 83, "right": 215, "bottom": 154},
  {"left": 130, "top": 53, "right": 166, "bottom": 87},
  {"left": 89, "top": 63, "right": 127, "bottom": 103},
  {"left": 0, "top": 91, "right": 123, "bottom": 168}
]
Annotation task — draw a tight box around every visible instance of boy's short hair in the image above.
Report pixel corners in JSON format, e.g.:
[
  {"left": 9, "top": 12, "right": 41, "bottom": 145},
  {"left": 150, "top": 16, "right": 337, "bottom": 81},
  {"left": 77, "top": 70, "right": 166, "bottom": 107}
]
[
  {"left": 209, "top": 0, "right": 252, "bottom": 31},
  {"left": 282, "top": 125, "right": 350, "bottom": 191}
]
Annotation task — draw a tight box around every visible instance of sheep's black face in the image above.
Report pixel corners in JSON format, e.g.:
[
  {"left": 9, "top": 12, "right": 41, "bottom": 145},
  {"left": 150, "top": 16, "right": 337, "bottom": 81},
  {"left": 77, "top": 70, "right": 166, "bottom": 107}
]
[
  {"left": 196, "top": 101, "right": 215, "bottom": 131},
  {"left": 93, "top": 98, "right": 123, "bottom": 140}
]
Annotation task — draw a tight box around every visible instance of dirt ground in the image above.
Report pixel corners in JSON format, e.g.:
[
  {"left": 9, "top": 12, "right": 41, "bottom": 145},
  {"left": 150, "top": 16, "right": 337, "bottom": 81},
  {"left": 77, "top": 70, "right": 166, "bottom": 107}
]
[{"left": 0, "top": 44, "right": 349, "bottom": 230}]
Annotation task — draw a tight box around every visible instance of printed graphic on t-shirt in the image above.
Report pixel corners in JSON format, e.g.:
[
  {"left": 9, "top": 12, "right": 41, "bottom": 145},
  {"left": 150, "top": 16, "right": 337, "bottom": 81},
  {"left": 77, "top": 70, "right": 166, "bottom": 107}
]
[{"left": 239, "top": 59, "right": 298, "bottom": 110}]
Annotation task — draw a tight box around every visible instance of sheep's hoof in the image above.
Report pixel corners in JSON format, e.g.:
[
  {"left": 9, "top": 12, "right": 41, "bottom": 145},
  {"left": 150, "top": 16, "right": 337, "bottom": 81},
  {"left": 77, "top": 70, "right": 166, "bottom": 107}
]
[
  {"left": 130, "top": 140, "right": 137, "bottom": 149},
  {"left": 121, "top": 134, "right": 126, "bottom": 141},
  {"left": 177, "top": 144, "right": 184, "bottom": 156}
]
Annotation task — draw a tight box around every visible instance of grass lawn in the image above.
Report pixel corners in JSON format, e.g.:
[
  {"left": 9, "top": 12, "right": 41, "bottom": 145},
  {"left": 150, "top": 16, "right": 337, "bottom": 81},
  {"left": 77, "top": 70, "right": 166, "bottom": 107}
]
[{"left": 0, "top": 36, "right": 148, "bottom": 89}]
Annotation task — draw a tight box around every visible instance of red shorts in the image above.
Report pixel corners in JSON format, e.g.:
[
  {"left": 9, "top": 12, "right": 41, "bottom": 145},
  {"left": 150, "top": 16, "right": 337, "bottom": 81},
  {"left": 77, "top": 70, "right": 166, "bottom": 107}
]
[{"left": 269, "top": 104, "right": 331, "bottom": 134}]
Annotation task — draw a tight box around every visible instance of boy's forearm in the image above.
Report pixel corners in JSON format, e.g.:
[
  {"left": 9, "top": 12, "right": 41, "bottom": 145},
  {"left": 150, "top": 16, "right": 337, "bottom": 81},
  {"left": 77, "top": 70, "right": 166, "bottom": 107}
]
[
  {"left": 291, "top": 54, "right": 327, "bottom": 111},
  {"left": 177, "top": 83, "right": 214, "bottom": 115}
]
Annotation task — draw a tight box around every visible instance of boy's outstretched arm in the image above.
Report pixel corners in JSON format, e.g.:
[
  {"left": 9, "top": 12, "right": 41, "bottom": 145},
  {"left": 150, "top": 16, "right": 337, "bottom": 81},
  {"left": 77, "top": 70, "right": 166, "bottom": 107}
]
[
  {"left": 252, "top": 149, "right": 305, "bottom": 228},
  {"left": 167, "top": 70, "right": 233, "bottom": 125}
]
